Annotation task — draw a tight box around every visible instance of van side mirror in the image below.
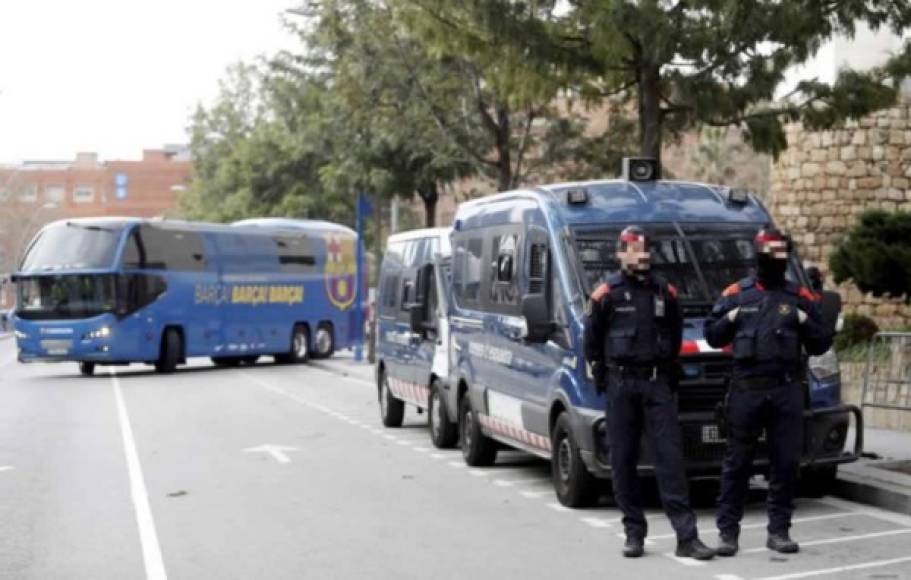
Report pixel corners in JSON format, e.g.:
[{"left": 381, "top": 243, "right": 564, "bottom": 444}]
[
  {"left": 819, "top": 290, "right": 842, "bottom": 335},
  {"left": 521, "top": 294, "right": 553, "bottom": 343},
  {"left": 409, "top": 302, "right": 425, "bottom": 335}
]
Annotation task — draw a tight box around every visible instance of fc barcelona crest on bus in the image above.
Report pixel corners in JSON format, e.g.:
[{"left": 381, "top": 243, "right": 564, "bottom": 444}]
[{"left": 324, "top": 234, "right": 357, "bottom": 310}]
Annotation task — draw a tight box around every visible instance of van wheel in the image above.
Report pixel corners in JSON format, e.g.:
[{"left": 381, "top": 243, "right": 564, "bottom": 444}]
[
  {"left": 460, "top": 394, "right": 497, "bottom": 466},
  {"left": 799, "top": 464, "right": 838, "bottom": 498},
  {"left": 79, "top": 362, "right": 95, "bottom": 377},
  {"left": 155, "top": 329, "right": 182, "bottom": 374},
  {"left": 379, "top": 368, "right": 404, "bottom": 427},
  {"left": 428, "top": 379, "right": 458, "bottom": 449},
  {"left": 314, "top": 324, "right": 334, "bottom": 359},
  {"left": 552, "top": 412, "right": 599, "bottom": 507}
]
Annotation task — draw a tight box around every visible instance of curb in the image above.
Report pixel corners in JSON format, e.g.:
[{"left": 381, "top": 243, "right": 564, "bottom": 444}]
[
  {"left": 0, "top": 333, "right": 12, "bottom": 342},
  {"left": 833, "top": 471, "right": 911, "bottom": 516}
]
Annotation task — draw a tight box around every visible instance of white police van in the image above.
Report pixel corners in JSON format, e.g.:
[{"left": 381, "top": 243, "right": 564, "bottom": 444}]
[
  {"left": 448, "top": 159, "right": 859, "bottom": 507},
  {"left": 375, "top": 228, "right": 459, "bottom": 448}
]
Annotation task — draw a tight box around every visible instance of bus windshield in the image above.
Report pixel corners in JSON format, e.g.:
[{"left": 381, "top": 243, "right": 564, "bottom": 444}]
[
  {"left": 16, "top": 274, "right": 117, "bottom": 320},
  {"left": 572, "top": 223, "right": 796, "bottom": 311},
  {"left": 19, "top": 222, "right": 123, "bottom": 273}
]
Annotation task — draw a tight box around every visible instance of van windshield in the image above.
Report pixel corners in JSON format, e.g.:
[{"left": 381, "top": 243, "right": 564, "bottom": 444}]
[{"left": 572, "top": 223, "right": 794, "bottom": 310}]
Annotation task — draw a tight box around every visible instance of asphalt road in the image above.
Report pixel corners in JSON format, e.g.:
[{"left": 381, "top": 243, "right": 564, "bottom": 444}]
[{"left": 1, "top": 338, "right": 910, "bottom": 580}]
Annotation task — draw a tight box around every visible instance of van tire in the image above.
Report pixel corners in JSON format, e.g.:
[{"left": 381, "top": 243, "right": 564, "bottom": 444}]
[
  {"left": 379, "top": 368, "right": 404, "bottom": 427},
  {"left": 552, "top": 412, "right": 599, "bottom": 508},
  {"left": 155, "top": 329, "right": 182, "bottom": 374},
  {"left": 79, "top": 362, "right": 95, "bottom": 377},
  {"left": 428, "top": 379, "right": 458, "bottom": 449},
  {"left": 799, "top": 464, "right": 837, "bottom": 498},
  {"left": 460, "top": 394, "right": 497, "bottom": 466},
  {"left": 314, "top": 323, "right": 335, "bottom": 359},
  {"left": 276, "top": 325, "right": 310, "bottom": 364}
]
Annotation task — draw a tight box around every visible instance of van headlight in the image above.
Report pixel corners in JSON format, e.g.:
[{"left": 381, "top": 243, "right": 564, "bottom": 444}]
[
  {"left": 809, "top": 348, "right": 839, "bottom": 381},
  {"left": 14, "top": 330, "right": 28, "bottom": 340},
  {"left": 84, "top": 326, "right": 112, "bottom": 340}
]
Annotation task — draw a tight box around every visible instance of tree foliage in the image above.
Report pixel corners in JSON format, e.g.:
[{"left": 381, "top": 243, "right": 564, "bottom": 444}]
[{"left": 830, "top": 209, "right": 911, "bottom": 302}]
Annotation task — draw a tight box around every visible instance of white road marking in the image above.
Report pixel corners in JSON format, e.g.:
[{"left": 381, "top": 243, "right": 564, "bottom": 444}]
[
  {"left": 242, "top": 444, "right": 298, "bottom": 464},
  {"left": 714, "top": 574, "right": 745, "bottom": 580},
  {"left": 662, "top": 552, "right": 706, "bottom": 567},
  {"left": 0, "top": 466, "right": 14, "bottom": 472},
  {"left": 430, "top": 454, "right": 445, "bottom": 460},
  {"left": 110, "top": 370, "right": 167, "bottom": 580},
  {"left": 468, "top": 470, "right": 487, "bottom": 477},
  {"left": 742, "top": 528, "right": 911, "bottom": 554},
  {"left": 520, "top": 490, "right": 553, "bottom": 499},
  {"left": 448, "top": 461, "right": 466, "bottom": 468},
  {"left": 547, "top": 502, "right": 571, "bottom": 513},
  {"left": 412, "top": 447, "right": 429, "bottom": 453},
  {"left": 492, "top": 478, "right": 547, "bottom": 487},
  {"left": 580, "top": 516, "right": 619, "bottom": 529},
  {"left": 383, "top": 434, "right": 397, "bottom": 441},
  {"left": 746, "top": 555, "right": 911, "bottom": 580},
  {"left": 637, "top": 511, "right": 865, "bottom": 541}
]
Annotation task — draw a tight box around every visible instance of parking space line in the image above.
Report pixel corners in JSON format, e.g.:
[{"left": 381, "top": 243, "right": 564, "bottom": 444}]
[
  {"left": 817, "top": 496, "right": 911, "bottom": 527},
  {"left": 662, "top": 552, "right": 706, "bottom": 567},
  {"left": 632, "top": 512, "right": 864, "bottom": 542},
  {"left": 547, "top": 502, "right": 571, "bottom": 513},
  {"left": 492, "top": 478, "right": 548, "bottom": 487},
  {"left": 519, "top": 490, "right": 553, "bottom": 498},
  {"left": 742, "top": 555, "right": 911, "bottom": 580},
  {"left": 580, "top": 516, "right": 619, "bottom": 529},
  {"left": 110, "top": 370, "right": 167, "bottom": 580},
  {"left": 741, "top": 528, "right": 911, "bottom": 554}
]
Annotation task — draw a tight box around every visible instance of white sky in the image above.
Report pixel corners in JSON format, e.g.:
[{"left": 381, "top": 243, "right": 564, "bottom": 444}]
[{"left": 0, "top": 1, "right": 298, "bottom": 163}]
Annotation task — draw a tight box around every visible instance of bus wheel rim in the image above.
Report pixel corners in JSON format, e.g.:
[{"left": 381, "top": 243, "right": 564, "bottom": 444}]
[
  {"left": 316, "top": 328, "right": 331, "bottom": 354},
  {"left": 295, "top": 332, "right": 308, "bottom": 358}
]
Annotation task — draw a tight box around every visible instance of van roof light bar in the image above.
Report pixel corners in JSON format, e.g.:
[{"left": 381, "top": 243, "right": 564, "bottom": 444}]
[{"left": 622, "top": 157, "right": 660, "bottom": 182}]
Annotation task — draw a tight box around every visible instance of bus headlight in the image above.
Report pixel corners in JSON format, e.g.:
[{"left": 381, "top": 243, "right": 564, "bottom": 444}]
[
  {"left": 14, "top": 330, "right": 28, "bottom": 340},
  {"left": 84, "top": 326, "right": 112, "bottom": 340},
  {"left": 809, "top": 349, "right": 839, "bottom": 382}
]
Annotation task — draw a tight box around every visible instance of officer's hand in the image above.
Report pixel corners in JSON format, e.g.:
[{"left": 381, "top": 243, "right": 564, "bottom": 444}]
[
  {"left": 726, "top": 306, "right": 741, "bottom": 323},
  {"left": 797, "top": 308, "right": 808, "bottom": 324}
]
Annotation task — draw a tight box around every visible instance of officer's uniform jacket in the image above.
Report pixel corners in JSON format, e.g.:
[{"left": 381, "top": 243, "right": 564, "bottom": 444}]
[
  {"left": 583, "top": 272, "right": 682, "bottom": 384},
  {"left": 704, "top": 276, "right": 831, "bottom": 380}
]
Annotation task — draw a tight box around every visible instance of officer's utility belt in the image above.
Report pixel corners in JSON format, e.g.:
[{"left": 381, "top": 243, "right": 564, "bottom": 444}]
[
  {"left": 731, "top": 375, "right": 797, "bottom": 390},
  {"left": 607, "top": 364, "right": 668, "bottom": 381}
]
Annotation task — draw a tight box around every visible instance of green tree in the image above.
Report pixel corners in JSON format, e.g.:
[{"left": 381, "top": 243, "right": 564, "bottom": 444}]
[
  {"left": 408, "top": 1, "right": 911, "bottom": 166},
  {"left": 830, "top": 209, "right": 911, "bottom": 302}
]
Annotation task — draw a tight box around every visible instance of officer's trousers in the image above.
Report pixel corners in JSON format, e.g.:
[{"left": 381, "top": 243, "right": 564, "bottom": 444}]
[
  {"left": 606, "top": 374, "right": 697, "bottom": 541},
  {"left": 716, "top": 382, "right": 804, "bottom": 536}
]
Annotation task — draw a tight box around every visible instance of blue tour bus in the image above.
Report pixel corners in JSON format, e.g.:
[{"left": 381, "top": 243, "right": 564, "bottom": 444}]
[
  {"left": 12, "top": 217, "right": 363, "bottom": 376},
  {"left": 444, "top": 160, "right": 862, "bottom": 507}
]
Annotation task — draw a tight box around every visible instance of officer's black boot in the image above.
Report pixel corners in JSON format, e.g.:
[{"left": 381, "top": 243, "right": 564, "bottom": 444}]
[
  {"left": 716, "top": 532, "right": 739, "bottom": 557},
  {"left": 767, "top": 532, "right": 799, "bottom": 554},
  {"left": 622, "top": 536, "right": 645, "bottom": 558},
  {"left": 675, "top": 537, "right": 715, "bottom": 560}
]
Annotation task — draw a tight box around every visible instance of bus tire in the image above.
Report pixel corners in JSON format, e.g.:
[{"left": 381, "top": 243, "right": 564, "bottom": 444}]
[
  {"left": 79, "top": 362, "right": 95, "bottom": 377},
  {"left": 378, "top": 368, "right": 404, "bottom": 427},
  {"left": 428, "top": 379, "right": 458, "bottom": 449},
  {"left": 276, "top": 325, "right": 310, "bottom": 364},
  {"left": 799, "top": 464, "right": 838, "bottom": 498},
  {"left": 460, "top": 394, "right": 497, "bottom": 466},
  {"left": 155, "top": 329, "right": 182, "bottom": 374},
  {"left": 240, "top": 355, "right": 259, "bottom": 365},
  {"left": 551, "top": 412, "right": 599, "bottom": 508},
  {"left": 314, "top": 323, "right": 334, "bottom": 359},
  {"left": 212, "top": 357, "right": 240, "bottom": 368}
]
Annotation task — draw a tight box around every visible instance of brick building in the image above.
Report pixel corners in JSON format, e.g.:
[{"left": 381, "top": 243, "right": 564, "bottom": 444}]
[{"left": 0, "top": 146, "right": 191, "bottom": 308}]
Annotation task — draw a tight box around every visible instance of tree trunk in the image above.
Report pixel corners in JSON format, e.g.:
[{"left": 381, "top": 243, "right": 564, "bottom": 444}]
[
  {"left": 495, "top": 105, "right": 512, "bottom": 191},
  {"left": 423, "top": 195, "right": 437, "bottom": 227},
  {"left": 638, "top": 64, "right": 663, "bottom": 168}
]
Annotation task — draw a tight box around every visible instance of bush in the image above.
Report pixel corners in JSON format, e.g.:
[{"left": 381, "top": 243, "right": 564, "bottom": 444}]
[
  {"left": 834, "top": 313, "right": 879, "bottom": 353},
  {"left": 830, "top": 209, "right": 911, "bottom": 302}
]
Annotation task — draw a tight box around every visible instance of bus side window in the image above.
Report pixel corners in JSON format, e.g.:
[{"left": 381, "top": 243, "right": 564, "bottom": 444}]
[{"left": 137, "top": 226, "right": 207, "bottom": 271}]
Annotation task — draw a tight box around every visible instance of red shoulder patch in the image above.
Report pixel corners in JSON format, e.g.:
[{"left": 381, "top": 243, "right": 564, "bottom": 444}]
[
  {"left": 722, "top": 282, "right": 741, "bottom": 297},
  {"left": 666, "top": 283, "right": 678, "bottom": 298},
  {"left": 591, "top": 283, "right": 611, "bottom": 301},
  {"left": 798, "top": 286, "right": 819, "bottom": 302}
]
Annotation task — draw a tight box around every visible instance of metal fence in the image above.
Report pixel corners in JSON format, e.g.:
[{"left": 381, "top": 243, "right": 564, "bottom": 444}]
[{"left": 862, "top": 332, "right": 911, "bottom": 412}]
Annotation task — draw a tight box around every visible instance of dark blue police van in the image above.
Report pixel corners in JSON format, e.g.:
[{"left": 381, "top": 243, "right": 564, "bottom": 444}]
[{"left": 447, "top": 161, "right": 861, "bottom": 507}]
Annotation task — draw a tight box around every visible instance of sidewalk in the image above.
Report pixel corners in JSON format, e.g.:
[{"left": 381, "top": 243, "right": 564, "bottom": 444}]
[{"left": 836, "top": 426, "right": 911, "bottom": 515}]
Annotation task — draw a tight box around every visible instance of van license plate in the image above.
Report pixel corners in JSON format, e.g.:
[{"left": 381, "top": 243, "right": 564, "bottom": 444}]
[{"left": 701, "top": 424, "right": 726, "bottom": 444}]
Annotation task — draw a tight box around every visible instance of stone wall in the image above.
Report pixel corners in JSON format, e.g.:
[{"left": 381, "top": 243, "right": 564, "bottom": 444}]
[
  {"left": 841, "top": 361, "right": 911, "bottom": 431},
  {"left": 768, "top": 105, "right": 911, "bottom": 330}
]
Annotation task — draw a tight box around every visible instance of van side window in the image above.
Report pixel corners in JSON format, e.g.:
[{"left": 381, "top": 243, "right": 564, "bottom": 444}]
[
  {"left": 488, "top": 232, "right": 520, "bottom": 312},
  {"left": 453, "top": 236, "right": 483, "bottom": 306},
  {"left": 379, "top": 274, "right": 399, "bottom": 316}
]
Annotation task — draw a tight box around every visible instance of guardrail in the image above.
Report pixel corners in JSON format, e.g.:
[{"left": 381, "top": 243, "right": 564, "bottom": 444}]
[{"left": 861, "top": 332, "right": 911, "bottom": 413}]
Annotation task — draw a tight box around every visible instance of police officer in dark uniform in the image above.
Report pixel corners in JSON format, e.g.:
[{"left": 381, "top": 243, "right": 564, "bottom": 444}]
[
  {"left": 584, "top": 226, "right": 714, "bottom": 560},
  {"left": 705, "top": 228, "right": 832, "bottom": 556}
]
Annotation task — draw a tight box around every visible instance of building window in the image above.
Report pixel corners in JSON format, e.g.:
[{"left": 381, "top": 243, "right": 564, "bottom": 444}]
[
  {"left": 44, "top": 184, "right": 65, "bottom": 203},
  {"left": 73, "top": 185, "right": 94, "bottom": 203},
  {"left": 18, "top": 184, "right": 38, "bottom": 203}
]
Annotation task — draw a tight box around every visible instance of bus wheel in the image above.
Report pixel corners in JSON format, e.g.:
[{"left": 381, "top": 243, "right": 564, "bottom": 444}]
[
  {"left": 379, "top": 368, "right": 404, "bottom": 427},
  {"left": 240, "top": 355, "right": 259, "bottom": 366},
  {"left": 460, "top": 394, "right": 497, "bottom": 466},
  {"left": 155, "top": 329, "right": 182, "bottom": 374},
  {"left": 289, "top": 325, "right": 310, "bottom": 364},
  {"left": 552, "top": 412, "right": 599, "bottom": 508},
  {"left": 314, "top": 324, "right": 334, "bottom": 359},
  {"left": 79, "top": 362, "right": 95, "bottom": 377},
  {"left": 212, "top": 357, "right": 240, "bottom": 368},
  {"left": 429, "top": 379, "right": 458, "bottom": 448}
]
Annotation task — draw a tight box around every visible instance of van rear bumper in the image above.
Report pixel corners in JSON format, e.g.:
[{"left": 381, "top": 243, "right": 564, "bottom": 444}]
[{"left": 577, "top": 405, "right": 862, "bottom": 479}]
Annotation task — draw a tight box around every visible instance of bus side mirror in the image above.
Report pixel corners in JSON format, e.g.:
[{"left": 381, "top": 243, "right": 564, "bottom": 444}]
[
  {"left": 521, "top": 294, "right": 553, "bottom": 343},
  {"left": 819, "top": 290, "right": 842, "bottom": 335}
]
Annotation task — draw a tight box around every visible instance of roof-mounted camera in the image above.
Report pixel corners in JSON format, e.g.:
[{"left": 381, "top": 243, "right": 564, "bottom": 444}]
[{"left": 622, "top": 157, "right": 660, "bottom": 182}]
